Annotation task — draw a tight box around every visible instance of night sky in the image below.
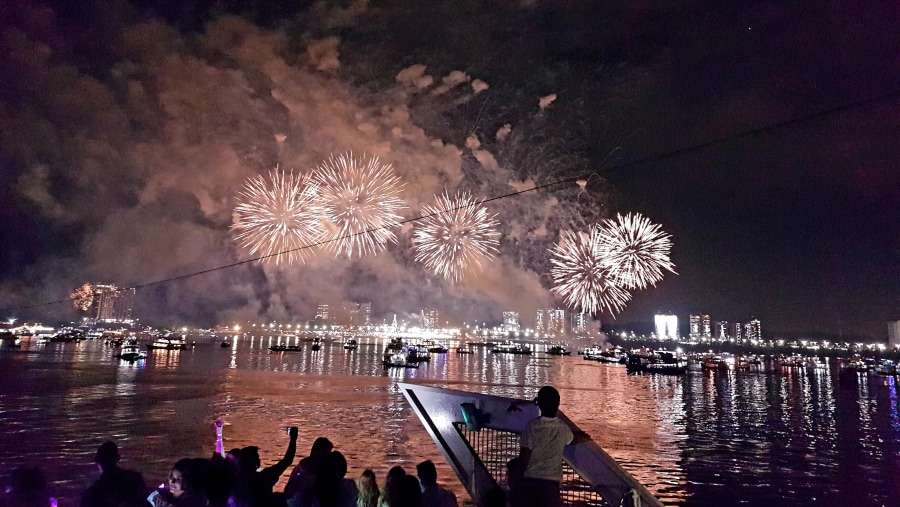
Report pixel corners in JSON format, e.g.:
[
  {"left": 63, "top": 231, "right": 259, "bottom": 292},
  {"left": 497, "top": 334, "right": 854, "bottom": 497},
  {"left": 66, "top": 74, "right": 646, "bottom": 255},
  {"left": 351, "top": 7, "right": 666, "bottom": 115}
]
[{"left": 1, "top": 0, "right": 897, "bottom": 339}]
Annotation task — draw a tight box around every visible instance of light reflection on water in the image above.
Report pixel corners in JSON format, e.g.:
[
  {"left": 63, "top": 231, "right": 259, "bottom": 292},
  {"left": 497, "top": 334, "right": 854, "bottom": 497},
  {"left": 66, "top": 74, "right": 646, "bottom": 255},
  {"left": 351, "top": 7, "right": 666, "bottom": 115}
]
[{"left": 2, "top": 338, "right": 900, "bottom": 506}]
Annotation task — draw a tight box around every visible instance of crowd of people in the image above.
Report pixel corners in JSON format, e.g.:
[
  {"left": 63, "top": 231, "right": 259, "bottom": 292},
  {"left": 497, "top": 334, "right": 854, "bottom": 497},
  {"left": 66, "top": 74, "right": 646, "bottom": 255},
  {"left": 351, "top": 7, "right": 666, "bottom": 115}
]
[{"left": 2, "top": 386, "right": 584, "bottom": 507}]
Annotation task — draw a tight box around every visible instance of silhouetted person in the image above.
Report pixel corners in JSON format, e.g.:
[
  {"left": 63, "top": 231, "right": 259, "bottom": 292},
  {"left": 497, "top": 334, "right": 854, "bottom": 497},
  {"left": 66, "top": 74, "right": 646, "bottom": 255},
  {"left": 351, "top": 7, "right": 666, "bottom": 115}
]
[
  {"left": 81, "top": 441, "right": 149, "bottom": 507},
  {"left": 355, "top": 469, "right": 379, "bottom": 507},
  {"left": 514, "top": 386, "right": 584, "bottom": 507},
  {"left": 205, "top": 455, "right": 238, "bottom": 507},
  {"left": 312, "top": 451, "right": 358, "bottom": 507},
  {"left": 377, "top": 467, "right": 406, "bottom": 507},
  {"left": 1, "top": 466, "right": 53, "bottom": 507},
  {"left": 414, "top": 461, "right": 457, "bottom": 507},
  {"left": 234, "top": 427, "right": 298, "bottom": 507},
  {"left": 390, "top": 476, "right": 422, "bottom": 507},
  {"left": 285, "top": 436, "right": 334, "bottom": 506}
]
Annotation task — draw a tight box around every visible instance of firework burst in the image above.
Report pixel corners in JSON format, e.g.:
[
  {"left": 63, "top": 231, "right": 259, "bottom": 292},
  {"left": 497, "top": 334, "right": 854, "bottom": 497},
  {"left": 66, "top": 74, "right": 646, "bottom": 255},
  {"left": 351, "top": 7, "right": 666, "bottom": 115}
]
[
  {"left": 71, "top": 283, "right": 94, "bottom": 311},
  {"left": 597, "top": 212, "right": 676, "bottom": 289},
  {"left": 413, "top": 191, "right": 501, "bottom": 281},
  {"left": 314, "top": 153, "right": 406, "bottom": 258},
  {"left": 549, "top": 229, "right": 632, "bottom": 315},
  {"left": 231, "top": 169, "right": 324, "bottom": 265}
]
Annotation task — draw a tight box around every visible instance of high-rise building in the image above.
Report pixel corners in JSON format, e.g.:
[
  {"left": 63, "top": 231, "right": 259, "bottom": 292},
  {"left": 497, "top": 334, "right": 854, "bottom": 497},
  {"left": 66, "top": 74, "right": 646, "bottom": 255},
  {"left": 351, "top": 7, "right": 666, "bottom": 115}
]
[
  {"left": 503, "top": 311, "right": 520, "bottom": 333},
  {"left": 547, "top": 309, "right": 566, "bottom": 336},
  {"left": 422, "top": 308, "right": 439, "bottom": 329},
  {"left": 734, "top": 322, "right": 742, "bottom": 341},
  {"left": 315, "top": 304, "right": 330, "bottom": 321},
  {"left": 340, "top": 301, "right": 360, "bottom": 326},
  {"left": 746, "top": 319, "right": 762, "bottom": 341},
  {"left": 690, "top": 314, "right": 711, "bottom": 340},
  {"left": 654, "top": 314, "right": 678, "bottom": 340},
  {"left": 535, "top": 310, "right": 545, "bottom": 332},
  {"left": 359, "top": 302, "right": 372, "bottom": 326},
  {"left": 888, "top": 321, "right": 900, "bottom": 347},
  {"left": 571, "top": 313, "right": 587, "bottom": 333},
  {"left": 92, "top": 285, "right": 134, "bottom": 323},
  {"left": 716, "top": 321, "right": 729, "bottom": 340}
]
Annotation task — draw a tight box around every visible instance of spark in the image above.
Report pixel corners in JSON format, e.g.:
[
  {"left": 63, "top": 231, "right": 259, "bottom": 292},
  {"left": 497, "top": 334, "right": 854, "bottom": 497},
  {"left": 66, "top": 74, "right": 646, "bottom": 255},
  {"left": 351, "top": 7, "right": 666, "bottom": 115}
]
[
  {"left": 71, "top": 283, "right": 94, "bottom": 311},
  {"left": 549, "top": 229, "right": 631, "bottom": 316},
  {"left": 231, "top": 169, "right": 324, "bottom": 265},
  {"left": 413, "top": 191, "right": 501, "bottom": 281},
  {"left": 313, "top": 153, "right": 406, "bottom": 258},
  {"left": 597, "top": 212, "right": 676, "bottom": 289}
]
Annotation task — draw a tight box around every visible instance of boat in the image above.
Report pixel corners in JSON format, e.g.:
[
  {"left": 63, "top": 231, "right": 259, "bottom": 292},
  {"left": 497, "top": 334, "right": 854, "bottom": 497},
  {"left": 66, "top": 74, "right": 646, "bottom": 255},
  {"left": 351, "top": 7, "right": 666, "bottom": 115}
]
[
  {"left": 582, "top": 345, "right": 604, "bottom": 361},
  {"left": 736, "top": 354, "right": 764, "bottom": 372},
  {"left": 343, "top": 339, "right": 358, "bottom": 350},
  {"left": 701, "top": 353, "right": 736, "bottom": 371},
  {"left": 455, "top": 346, "right": 474, "bottom": 354},
  {"left": 406, "top": 344, "right": 431, "bottom": 363},
  {"left": 547, "top": 344, "right": 571, "bottom": 356},
  {"left": 311, "top": 338, "right": 322, "bottom": 351},
  {"left": 146, "top": 335, "right": 189, "bottom": 350},
  {"left": 0, "top": 334, "right": 21, "bottom": 348},
  {"left": 839, "top": 355, "right": 870, "bottom": 373},
  {"left": 382, "top": 349, "right": 419, "bottom": 368},
  {"left": 220, "top": 340, "right": 231, "bottom": 348},
  {"left": 874, "top": 359, "right": 896, "bottom": 376},
  {"left": 269, "top": 345, "right": 302, "bottom": 352},
  {"left": 421, "top": 340, "right": 449, "bottom": 353},
  {"left": 595, "top": 346, "right": 627, "bottom": 364},
  {"left": 490, "top": 341, "right": 532, "bottom": 355},
  {"left": 115, "top": 343, "right": 147, "bottom": 361},
  {"left": 398, "top": 383, "right": 664, "bottom": 507},
  {"left": 625, "top": 349, "right": 688, "bottom": 375},
  {"left": 49, "top": 328, "right": 86, "bottom": 343}
]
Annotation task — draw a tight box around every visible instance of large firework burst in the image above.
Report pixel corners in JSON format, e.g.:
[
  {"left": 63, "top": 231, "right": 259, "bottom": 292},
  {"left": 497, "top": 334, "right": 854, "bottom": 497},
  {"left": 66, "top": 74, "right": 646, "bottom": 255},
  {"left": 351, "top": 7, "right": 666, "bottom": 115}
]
[
  {"left": 71, "top": 283, "right": 94, "bottom": 311},
  {"left": 313, "top": 153, "right": 406, "bottom": 258},
  {"left": 231, "top": 169, "right": 324, "bottom": 265},
  {"left": 597, "top": 212, "right": 676, "bottom": 290},
  {"left": 549, "top": 229, "right": 632, "bottom": 316},
  {"left": 413, "top": 191, "right": 501, "bottom": 281}
]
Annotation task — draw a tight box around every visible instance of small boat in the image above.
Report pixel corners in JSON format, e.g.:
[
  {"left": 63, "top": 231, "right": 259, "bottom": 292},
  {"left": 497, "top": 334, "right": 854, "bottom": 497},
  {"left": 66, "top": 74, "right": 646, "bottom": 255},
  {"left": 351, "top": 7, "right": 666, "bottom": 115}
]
[
  {"left": 407, "top": 345, "right": 430, "bottom": 363},
  {"left": 422, "top": 340, "right": 449, "bottom": 353},
  {"left": 269, "top": 345, "right": 302, "bottom": 352},
  {"left": 490, "top": 341, "right": 532, "bottom": 355},
  {"left": 311, "top": 338, "right": 322, "bottom": 351},
  {"left": 146, "top": 335, "right": 189, "bottom": 350},
  {"left": 596, "top": 346, "right": 627, "bottom": 364},
  {"left": 455, "top": 346, "right": 474, "bottom": 354},
  {"left": 625, "top": 349, "right": 688, "bottom": 375},
  {"left": 49, "top": 329, "right": 86, "bottom": 343},
  {"left": 581, "top": 345, "right": 603, "bottom": 361},
  {"left": 220, "top": 340, "right": 231, "bottom": 348},
  {"left": 547, "top": 345, "right": 571, "bottom": 356},
  {"left": 343, "top": 339, "right": 358, "bottom": 350},
  {"left": 116, "top": 344, "right": 147, "bottom": 361},
  {"left": 0, "top": 334, "right": 21, "bottom": 348},
  {"left": 839, "top": 355, "right": 870, "bottom": 373},
  {"left": 874, "top": 359, "right": 896, "bottom": 376}
]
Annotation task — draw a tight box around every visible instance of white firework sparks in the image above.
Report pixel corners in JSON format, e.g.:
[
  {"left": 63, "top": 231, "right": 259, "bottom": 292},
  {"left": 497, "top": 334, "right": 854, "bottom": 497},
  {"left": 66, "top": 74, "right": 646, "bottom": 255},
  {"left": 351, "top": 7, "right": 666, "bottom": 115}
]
[
  {"left": 413, "top": 191, "right": 501, "bottom": 281},
  {"left": 597, "top": 212, "right": 676, "bottom": 289},
  {"left": 231, "top": 169, "right": 324, "bottom": 265},
  {"left": 549, "top": 229, "right": 632, "bottom": 315},
  {"left": 313, "top": 153, "right": 406, "bottom": 258}
]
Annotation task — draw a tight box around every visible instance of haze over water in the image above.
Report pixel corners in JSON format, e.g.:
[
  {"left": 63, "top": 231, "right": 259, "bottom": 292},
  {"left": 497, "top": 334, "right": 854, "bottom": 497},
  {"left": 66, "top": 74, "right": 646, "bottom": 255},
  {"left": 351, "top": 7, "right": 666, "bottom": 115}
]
[{"left": 1, "top": 336, "right": 899, "bottom": 506}]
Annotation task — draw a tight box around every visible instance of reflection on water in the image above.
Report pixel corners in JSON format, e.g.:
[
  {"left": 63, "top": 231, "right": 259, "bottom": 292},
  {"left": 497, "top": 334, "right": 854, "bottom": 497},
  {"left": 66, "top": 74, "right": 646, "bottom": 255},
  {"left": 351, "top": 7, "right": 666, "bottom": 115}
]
[{"left": 2, "top": 338, "right": 900, "bottom": 506}]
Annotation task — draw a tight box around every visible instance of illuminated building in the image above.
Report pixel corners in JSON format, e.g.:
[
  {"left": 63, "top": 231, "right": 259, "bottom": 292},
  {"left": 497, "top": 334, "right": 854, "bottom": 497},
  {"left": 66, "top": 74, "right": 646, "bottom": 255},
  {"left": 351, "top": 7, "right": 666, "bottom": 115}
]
[
  {"left": 340, "top": 301, "right": 360, "bottom": 326},
  {"left": 359, "top": 302, "right": 372, "bottom": 326},
  {"left": 535, "top": 310, "right": 545, "bottom": 332},
  {"left": 654, "top": 313, "right": 678, "bottom": 340},
  {"left": 571, "top": 312, "right": 587, "bottom": 333},
  {"left": 746, "top": 319, "right": 762, "bottom": 341},
  {"left": 689, "top": 314, "right": 711, "bottom": 340},
  {"left": 315, "top": 304, "right": 330, "bottom": 321},
  {"left": 503, "top": 311, "right": 520, "bottom": 333},
  {"left": 716, "top": 321, "right": 729, "bottom": 339},
  {"left": 422, "top": 308, "right": 439, "bottom": 329},
  {"left": 734, "top": 322, "right": 742, "bottom": 341},
  {"left": 92, "top": 284, "right": 135, "bottom": 323},
  {"left": 888, "top": 321, "right": 900, "bottom": 347},
  {"left": 546, "top": 309, "right": 566, "bottom": 336}
]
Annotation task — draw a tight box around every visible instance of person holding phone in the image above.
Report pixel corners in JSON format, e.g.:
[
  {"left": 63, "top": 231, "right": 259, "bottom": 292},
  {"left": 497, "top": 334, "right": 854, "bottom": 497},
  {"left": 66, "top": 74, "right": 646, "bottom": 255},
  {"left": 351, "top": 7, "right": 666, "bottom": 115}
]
[{"left": 233, "top": 426, "right": 298, "bottom": 507}]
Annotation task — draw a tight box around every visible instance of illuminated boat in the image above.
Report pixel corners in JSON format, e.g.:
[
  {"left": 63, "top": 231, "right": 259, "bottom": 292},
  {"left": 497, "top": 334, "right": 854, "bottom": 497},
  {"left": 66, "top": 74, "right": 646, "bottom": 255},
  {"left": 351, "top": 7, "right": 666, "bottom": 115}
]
[
  {"left": 146, "top": 335, "right": 188, "bottom": 350},
  {"left": 421, "top": 340, "right": 449, "bottom": 353},
  {"left": 382, "top": 349, "right": 419, "bottom": 368},
  {"left": 455, "top": 345, "right": 474, "bottom": 354},
  {"left": 581, "top": 345, "right": 603, "bottom": 360},
  {"left": 343, "top": 339, "right": 358, "bottom": 350},
  {"left": 595, "top": 346, "right": 627, "bottom": 364},
  {"left": 398, "top": 383, "right": 664, "bottom": 507},
  {"left": 625, "top": 349, "right": 687, "bottom": 375},
  {"left": 116, "top": 344, "right": 147, "bottom": 361},
  {"left": 311, "top": 338, "right": 322, "bottom": 351},
  {"left": 490, "top": 341, "right": 532, "bottom": 355}
]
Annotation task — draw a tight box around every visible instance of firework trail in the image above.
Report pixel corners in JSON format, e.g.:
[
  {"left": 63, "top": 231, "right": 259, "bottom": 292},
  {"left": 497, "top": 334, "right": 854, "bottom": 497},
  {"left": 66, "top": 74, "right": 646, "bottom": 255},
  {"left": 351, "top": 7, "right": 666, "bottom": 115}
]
[
  {"left": 549, "top": 229, "right": 632, "bottom": 315},
  {"left": 413, "top": 191, "right": 501, "bottom": 281},
  {"left": 313, "top": 153, "right": 406, "bottom": 258},
  {"left": 597, "top": 212, "right": 676, "bottom": 290},
  {"left": 71, "top": 283, "right": 94, "bottom": 311},
  {"left": 231, "top": 169, "right": 324, "bottom": 265}
]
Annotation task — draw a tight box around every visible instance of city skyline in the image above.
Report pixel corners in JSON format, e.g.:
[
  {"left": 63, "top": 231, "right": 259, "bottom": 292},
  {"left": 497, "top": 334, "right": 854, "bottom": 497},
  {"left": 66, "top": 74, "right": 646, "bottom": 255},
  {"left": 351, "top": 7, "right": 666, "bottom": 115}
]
[{"left": 0, "top": 1, "right": 897, "bottom": 339}]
